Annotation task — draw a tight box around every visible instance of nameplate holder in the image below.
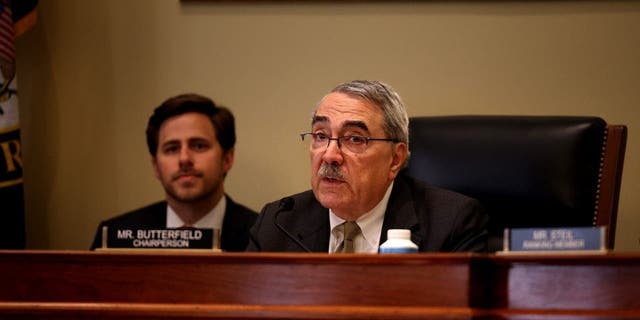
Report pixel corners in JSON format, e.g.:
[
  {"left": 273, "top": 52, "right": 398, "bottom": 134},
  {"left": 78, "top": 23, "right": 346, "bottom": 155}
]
[
  {"left": 500, "top": 226, "right": 607, "bottom": 254},
  {"left": 99, "top": 226, "right": 221, "bottom": 252}
]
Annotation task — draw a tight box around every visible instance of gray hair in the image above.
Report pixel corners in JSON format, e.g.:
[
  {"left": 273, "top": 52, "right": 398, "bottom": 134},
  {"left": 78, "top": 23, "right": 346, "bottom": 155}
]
[{"left": 319, "top": 80, "right": 410, "bottom": 147}]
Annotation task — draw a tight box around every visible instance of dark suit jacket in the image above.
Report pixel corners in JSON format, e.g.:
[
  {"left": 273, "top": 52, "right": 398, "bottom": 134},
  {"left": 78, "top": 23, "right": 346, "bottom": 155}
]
[
  {"left": 90, "top": 195, "right": 258, "bottom": 252},
  {"left": 246, "top": 175, "right": 488, "bottom": 253}
]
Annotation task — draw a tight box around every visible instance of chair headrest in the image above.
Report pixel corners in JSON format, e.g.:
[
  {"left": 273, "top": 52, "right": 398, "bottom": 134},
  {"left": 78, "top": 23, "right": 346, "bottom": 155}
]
[{"left": 403, "top": 115, "right": 607, "bottom": 250}]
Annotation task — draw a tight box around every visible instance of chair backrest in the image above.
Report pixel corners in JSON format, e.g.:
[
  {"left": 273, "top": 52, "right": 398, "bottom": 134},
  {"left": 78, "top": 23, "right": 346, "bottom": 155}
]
[{"left": 402, "top": 115, "right": 627, "bottom": 252}]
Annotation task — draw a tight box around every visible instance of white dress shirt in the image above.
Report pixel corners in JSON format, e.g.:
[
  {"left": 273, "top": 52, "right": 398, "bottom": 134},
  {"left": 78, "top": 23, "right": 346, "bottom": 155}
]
[
  {"left": 328, "top": 182, "right": 394, "bottom": 253},
  {"left": 166, "top": 196, "right": 226, "bottom": 230}
]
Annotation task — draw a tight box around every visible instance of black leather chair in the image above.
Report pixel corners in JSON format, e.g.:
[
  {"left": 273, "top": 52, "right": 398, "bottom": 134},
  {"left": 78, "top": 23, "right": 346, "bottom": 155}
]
[{"left": 402, "top": 116, "right": 627, "bottom": 252}]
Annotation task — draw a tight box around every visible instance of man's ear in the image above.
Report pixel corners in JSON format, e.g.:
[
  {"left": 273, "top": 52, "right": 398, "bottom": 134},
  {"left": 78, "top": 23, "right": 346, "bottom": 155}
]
[
  {"left": 151, "top": 156, "right": 160, "bottom": 180},
  {"left": 223, "top": 148, "right": 235, "bottom": 174},
  {"left": 389, "top": 142, "right": 408, "bottom": 180}
]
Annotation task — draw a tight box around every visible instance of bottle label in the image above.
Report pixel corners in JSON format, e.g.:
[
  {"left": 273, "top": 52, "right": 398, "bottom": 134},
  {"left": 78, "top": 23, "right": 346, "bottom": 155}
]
[{"left": 379, "top": 247, "right": 418, "bottom": 254}]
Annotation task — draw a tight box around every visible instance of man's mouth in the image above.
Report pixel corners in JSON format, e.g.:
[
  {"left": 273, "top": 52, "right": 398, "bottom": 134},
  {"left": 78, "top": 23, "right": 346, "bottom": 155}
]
[
  {"left": 173, "top": 172, "right": 202, "bottom": 181},
  {"left": 322, "top": 176, "right": 344, "bottom": 183}
]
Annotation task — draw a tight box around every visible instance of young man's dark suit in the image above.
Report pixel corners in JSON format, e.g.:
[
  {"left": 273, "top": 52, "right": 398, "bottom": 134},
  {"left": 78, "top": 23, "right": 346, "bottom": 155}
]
[
  {"left": 246, "top": 175, "right": 488, "bottom": 253},
  {"left": 91, "top": 195, "right": 257, "bottom": 251}
]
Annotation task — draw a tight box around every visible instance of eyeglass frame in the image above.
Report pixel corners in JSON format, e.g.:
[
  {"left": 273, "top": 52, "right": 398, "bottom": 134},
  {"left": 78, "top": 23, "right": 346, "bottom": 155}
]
[{"left": 300, "top": 132, "right": 400, "bottom": 154}]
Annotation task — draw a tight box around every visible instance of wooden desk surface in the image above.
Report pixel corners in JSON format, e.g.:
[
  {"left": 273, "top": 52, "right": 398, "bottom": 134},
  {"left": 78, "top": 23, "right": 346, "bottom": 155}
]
[{"left": 0, "top": 250, "right": 638, "bottom": 319}]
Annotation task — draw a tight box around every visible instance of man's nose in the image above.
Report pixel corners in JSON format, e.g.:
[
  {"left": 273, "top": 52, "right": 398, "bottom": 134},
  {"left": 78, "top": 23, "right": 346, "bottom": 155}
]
[
  {"left": 179, "top": 147, "right": 193, "bottom": 164},
  {"left": 321, "top": 138, "right": 344, "bottom": 164}
]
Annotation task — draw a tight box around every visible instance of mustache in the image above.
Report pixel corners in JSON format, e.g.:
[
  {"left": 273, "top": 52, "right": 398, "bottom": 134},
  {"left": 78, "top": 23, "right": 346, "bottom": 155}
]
[
  {"left": 317, "top": 163, "right": 345, "bottom": 180},
  {"left": 171, "top": 170, "right": 204, "bottom": 181}
]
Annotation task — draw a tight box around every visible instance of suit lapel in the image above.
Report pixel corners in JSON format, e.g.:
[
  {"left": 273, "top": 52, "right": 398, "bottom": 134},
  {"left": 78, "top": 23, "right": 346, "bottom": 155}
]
[
  {"left": 220, "top": 195, "right": 248, "bottom": 251},
  {"left": 149, "top": 202, "right": 169, "bottom": 228},
  {"left": 380, "top": 177, "right": 421, "bottom": 245},
  {"left": 288, "top": 196, "right": 330, "bottom": 252}
]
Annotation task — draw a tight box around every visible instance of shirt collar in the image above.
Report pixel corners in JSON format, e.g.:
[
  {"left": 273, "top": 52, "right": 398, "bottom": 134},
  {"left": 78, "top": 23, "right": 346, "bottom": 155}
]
[
  {"left": 329, "top": 182, "right": 394, "bottom": 253},
  {"left": 166, "top": 196, "right": 226, "bottom": 229}
]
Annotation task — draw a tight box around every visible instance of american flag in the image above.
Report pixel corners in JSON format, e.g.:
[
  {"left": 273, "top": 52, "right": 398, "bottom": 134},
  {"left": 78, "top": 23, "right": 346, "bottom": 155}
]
[
  {"left": 0, "top": 0, "right": 15, "bottom": 65},
  {"left": 0, "top": 0, "right": 36, "bottom": 249}
]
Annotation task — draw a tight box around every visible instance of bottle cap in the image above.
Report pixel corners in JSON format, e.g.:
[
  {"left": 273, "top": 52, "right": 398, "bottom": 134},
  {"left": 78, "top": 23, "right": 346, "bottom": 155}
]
[{"left": 387, "top": 229, "right": 411, "bottom": 240}]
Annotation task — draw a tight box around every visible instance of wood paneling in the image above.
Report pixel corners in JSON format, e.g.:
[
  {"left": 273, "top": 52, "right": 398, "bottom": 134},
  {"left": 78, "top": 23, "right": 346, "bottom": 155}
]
[{"left": 1, "top": 251, "right": 639, "bottom": 319}]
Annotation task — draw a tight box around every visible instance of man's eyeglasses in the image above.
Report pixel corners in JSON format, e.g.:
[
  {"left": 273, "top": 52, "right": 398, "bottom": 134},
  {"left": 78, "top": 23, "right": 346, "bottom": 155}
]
[{"left": 300, "top": 132, "right": 399, "bottom": 154}]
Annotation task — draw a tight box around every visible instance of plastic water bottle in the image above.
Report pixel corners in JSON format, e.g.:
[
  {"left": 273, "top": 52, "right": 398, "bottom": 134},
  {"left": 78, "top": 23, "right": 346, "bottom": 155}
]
[{"left": 379, "top": 229, "right": 418, "bottom": 253}]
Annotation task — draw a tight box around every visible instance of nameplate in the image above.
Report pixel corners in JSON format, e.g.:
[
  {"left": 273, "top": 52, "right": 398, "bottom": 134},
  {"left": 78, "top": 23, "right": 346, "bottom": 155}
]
[
  {"left": 101, "top": 227, "right": 219, "bottom": 251},
  {"left": 502, "top": 226, "right": 606, "bottom": 254}
]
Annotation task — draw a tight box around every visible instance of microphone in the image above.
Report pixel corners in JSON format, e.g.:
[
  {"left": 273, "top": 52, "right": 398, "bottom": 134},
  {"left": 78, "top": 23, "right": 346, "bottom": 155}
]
[{"left": 273, "top": 197, "right": 312, "bottom": 252}]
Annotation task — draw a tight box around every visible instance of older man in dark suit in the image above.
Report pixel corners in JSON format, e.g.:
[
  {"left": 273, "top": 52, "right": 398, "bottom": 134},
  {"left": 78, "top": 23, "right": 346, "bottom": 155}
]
[{"left": 247, "top": 80, "right": 487, "bottom": 253}]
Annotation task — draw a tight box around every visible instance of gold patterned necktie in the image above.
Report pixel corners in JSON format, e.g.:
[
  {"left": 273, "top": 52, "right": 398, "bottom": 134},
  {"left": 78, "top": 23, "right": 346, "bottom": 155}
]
[{"left": 337, "top": 221, "right": 361, "bottom": 253}]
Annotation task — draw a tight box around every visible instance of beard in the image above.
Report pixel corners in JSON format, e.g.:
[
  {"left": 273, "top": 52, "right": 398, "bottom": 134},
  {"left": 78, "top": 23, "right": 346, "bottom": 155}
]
[
  {"left": 163, "top": 170, "right": 218, "bottom": 203},
  {"left": 165, "top": 184, "right": 216, "bottom": 203}
]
